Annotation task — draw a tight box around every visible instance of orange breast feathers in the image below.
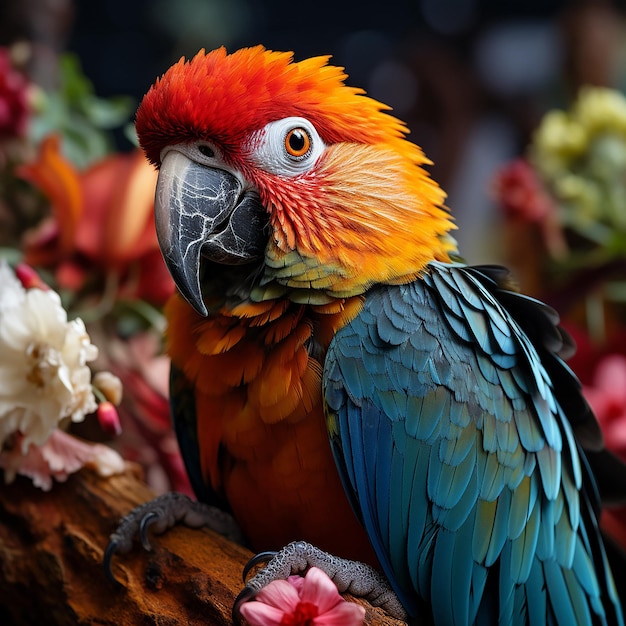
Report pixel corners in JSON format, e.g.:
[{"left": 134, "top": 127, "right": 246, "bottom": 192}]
[{"left": 165, "top": 292, "right": 378, "bottom": 564}]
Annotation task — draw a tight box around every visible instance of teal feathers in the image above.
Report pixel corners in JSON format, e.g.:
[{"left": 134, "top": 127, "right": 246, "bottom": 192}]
[{"left": 324, "top": 262, "right": 624, "bottom": 625}]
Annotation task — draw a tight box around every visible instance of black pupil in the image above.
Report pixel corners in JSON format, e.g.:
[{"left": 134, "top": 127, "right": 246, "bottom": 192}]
[
  {"left": 288, "top": 130, "right": 307, "bottom": 153},
  {"left": 198, "top": 144, "right": 214, "bottom": 158}
]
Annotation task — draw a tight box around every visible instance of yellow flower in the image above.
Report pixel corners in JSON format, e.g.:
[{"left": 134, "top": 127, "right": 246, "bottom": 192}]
[
  {"left": 574, "top": 87, "right": 626, "bottom": 138},
  {"left": 533, "top": 110, "right": 587, "bottom": 168},
  {"left": 554, "top": 175, "right": 601, "bottom": 224},
  {"left": 530, "top": 87, "right": 626, "bottom": 236}
]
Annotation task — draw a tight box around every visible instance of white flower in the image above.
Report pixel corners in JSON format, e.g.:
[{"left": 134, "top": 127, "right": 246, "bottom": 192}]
[{"left": 0, "top": 261, "right": 98, "bottom": 452}]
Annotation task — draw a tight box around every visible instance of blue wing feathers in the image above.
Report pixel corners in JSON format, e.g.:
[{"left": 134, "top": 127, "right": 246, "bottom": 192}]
[
  {"left": 431, "top": 527, "right": 459, "bottom": 625},
  {"left": 473, "top": 498, "right": 497, "bottom": 562},
  {"left": 536, "top": 445, "right": 562, "bottom": 501},
  {"left": 374, "top": 412, "right": 393, "bottom": 545},
  {"left": 544, "top": 559, "right": 579, "bottom": 625},
  {"left": 536, "top": 499, "right": 556, "bottom": 560},
  {"left": 478, "top": 448, "right": 506, "bottom": 501},
  {"left": 486, "top": 487, "right": 512, "bottom": 567},
  {"left": 563, "top": 565, "right": 594, "bottom": 626},
  {"left": 498, "top": 542, "right": 516, "bottom": 623},
  {"left": 438, "top": 422, "right": 475, "bottom": 465},
  {"left": 572, "top": 534, "right": 602, "bottom": 600},
  {"left": 428, "top": 440, "right": 475, "bottom": 513},
  {"left": 451, "top": 522, "right": 476, "bottom": 625},
  {"left": 449, "top": 398, "right": 472, "bottom": 428},
  {"left": 508, "top": 476, "right": 533, "bottom": 538},
  {"left": 434, "top": 465, "right": 479, "bottom": 531},
  {"left": 322, "top": 262, "right": 624, "bottom": 625},
  {"left": 511, "top": 500, "right": 541, "bottom": 582},
  {"left": 526, "top": 560, "right": 548, "bottom": 626},
  {"left": 476, "top": 351, "right": 499, "bottom": 385}
]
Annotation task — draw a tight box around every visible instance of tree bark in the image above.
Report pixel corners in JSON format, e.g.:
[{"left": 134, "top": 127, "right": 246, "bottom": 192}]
[{"left": 0, "top": 466, "right": 406, "bottom": 625}]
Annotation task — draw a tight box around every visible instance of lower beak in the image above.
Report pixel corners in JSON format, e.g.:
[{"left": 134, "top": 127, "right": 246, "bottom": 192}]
[{"left": 155, "top": 150, "right": 267, "bottom": 316}]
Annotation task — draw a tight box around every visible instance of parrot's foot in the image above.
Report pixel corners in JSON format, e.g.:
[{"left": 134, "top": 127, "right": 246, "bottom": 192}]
[
  {"left": 103, "top": 491, "right": 245, "bottom": 582},
  {"left": 233, "top": 540, "right": 408, "bottom": 623}
]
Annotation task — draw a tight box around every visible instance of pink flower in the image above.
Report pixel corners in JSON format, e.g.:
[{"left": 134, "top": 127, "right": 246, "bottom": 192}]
[
  {"left": 96, "top": 401, "right": 122, "bottom": 437},
  {"left": 0, "top": 429, "right": 124, "bottom": 491},
  {"left": 14, "top": 263, "right": 49, "bottom": 291},
  {"left": 583, "top": 354, "right": 626, "bottom": 460},
  {"left": 584, "top": 354, "right": 626, "bottom": 555},
  {"left": 0, "top": 47, "right": 30, "bottom": 138},
  {"left": 239, "top": 567, "right": 365, "bottom": 626}
]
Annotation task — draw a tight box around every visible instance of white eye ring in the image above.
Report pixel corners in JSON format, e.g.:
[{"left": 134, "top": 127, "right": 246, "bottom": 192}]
[{"left": 248, "top": 117, "right": 325, "bottom": 177}]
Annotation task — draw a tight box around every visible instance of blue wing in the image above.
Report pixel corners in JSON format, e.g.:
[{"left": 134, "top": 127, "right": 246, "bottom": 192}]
[{"left": 323, "top": 262, "right": 624, "bottom": 625}]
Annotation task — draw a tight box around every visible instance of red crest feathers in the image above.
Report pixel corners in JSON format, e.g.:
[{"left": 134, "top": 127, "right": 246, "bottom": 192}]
[{"left": 136, "top": 45, "right": 420, "bottom": 167}]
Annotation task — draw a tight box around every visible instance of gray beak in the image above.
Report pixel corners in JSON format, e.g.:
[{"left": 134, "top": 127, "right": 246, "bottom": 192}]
[{"left": 155, "top": 150, "right": 267, "bottom": 316}]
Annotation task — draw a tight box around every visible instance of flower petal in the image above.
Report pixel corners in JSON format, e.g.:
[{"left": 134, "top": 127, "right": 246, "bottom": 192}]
[
  {"left": 300, "top": 567, "right": 343, "bottom": 614},
  {"left": 102, "top": 149, "right": 159, "bottom": 261},
  {"left": 18, "top": 135, "right": 82, "bottom": 261},
  {"left": 0, "top": 265, "right": 99, "bottom": 449},
  {"left": 0, "top": 429, "right": 124, "bottom": 490},
  {"left": 238, "top": 600, "right": 287, "bottom": 626},
  {"left": 313, "top": 600, "right": 366, "bottom": 626},
  {"left": 256, "top": 579, "right": 300, "bottom": 611},
  {"left": 287, "top": 574, "right": 305, "bottom": 592}
]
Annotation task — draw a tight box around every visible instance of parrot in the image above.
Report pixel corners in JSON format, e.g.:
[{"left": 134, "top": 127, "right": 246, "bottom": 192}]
[{"left": 105, "top": 45, "right": 626, "bottom": 625}]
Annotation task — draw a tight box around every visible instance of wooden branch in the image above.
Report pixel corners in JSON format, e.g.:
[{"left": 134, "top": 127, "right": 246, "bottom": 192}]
[{"left": 0, "top": 466, "right": 406, "bottom": 625}]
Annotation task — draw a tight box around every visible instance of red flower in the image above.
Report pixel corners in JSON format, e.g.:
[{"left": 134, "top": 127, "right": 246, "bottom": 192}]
[
  {"left": 493, "top": 159, "right": 555, "bottom": 223},
  {"left": 18, "top": 135, "right": 174, "bottom": 305},
  {"left": 0, "top": 48, "right": 30, "bottom": 138},
  {"left": 583, "top": 354, "right": 626, "bottom": 460},
  {"left": 239, "top": 567, "right": 365, "bottom": 626},
  {"left": 581, "top": 352, "right": 626, "bottom": 553},
  {"left": 492, "top": 158, "right": 566, "bottom": 260}
]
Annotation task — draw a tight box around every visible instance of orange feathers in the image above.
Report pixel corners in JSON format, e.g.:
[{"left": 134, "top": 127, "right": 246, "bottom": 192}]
[
  {"left": 165, "top": 290, "right": 377, "bottom": 562},
  {"left": 138, "top": 45, "right": 425, "bottom": 167}
]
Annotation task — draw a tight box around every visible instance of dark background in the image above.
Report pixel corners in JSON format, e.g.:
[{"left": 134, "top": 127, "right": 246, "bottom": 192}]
[{"left": 1, "top": 0, "right": 625, "bottom": 259}]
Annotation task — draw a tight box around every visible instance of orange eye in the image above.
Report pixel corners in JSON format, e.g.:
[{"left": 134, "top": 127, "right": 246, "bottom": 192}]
[{"left": 284, "top": 128, "right": 311, "bottom": 158}]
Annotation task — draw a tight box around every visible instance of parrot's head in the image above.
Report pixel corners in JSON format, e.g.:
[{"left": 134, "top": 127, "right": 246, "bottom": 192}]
[{"left": 136, "top": 46, "right": 455, "bottom": 315}]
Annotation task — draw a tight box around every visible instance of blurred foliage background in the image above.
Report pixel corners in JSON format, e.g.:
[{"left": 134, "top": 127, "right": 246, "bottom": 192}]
[{"left": 3, "top": 0, "right": 626, "bottom": 262}]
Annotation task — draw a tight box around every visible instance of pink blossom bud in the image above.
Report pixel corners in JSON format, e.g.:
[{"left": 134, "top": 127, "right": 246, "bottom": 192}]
[
  {"left": 97, "top": 401, "right": 122, "bottom": 437},
  {"left": 14, "top": 263, "right": 49, "bottom": 290}
]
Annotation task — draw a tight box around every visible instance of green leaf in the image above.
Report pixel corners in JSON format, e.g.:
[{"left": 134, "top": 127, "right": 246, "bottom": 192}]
[
  {"left": 27, "top": 53, "right": 136, "bottom": 167},
  {"left": 82, "top": 95, "right": 135, "bottom": 129}
]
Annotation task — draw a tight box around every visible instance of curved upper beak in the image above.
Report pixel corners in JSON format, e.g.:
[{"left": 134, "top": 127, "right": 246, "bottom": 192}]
[{"left": 154, "top": 150, "right": 267, "bottom": 316}]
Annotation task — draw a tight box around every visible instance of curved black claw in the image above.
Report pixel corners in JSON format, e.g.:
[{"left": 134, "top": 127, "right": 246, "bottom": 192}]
[
  {"left": 242, "top": 550, "right": 278, "bottom": 581},
  {"left": 103, "top": 540, "right": 120, "bottom": 584},
  {"left": 232, "top": 550, "right": 279, "bottom": 623},
  {"left": 232, "top": 586, "right": 257, "bottom": 625},
  {"left": 139, "top": 511, "right": 160, "bottom": 551}
]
